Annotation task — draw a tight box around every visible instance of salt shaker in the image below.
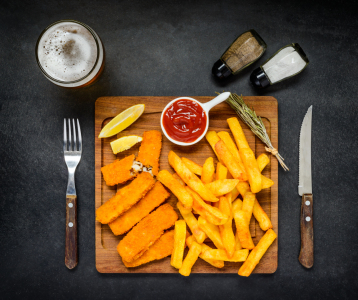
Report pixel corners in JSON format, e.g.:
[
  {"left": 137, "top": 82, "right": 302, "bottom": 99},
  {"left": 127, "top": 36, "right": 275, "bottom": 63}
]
[
  {"left": 212, "top": 30, "right": 267, "bottom": 79},
  {"left": 250, "top": 43, "right": 309, "bottom": 88}
]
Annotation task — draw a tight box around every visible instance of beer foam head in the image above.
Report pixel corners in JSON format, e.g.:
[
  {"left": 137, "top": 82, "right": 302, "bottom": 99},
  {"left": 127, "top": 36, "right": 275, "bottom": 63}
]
[{"left": 37, "top": 22, "right": 98, "bottom": 82}]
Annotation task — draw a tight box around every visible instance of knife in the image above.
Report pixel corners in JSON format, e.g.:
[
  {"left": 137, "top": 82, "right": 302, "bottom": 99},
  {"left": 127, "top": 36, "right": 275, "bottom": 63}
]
[{"left": 298, "top": 105, "right": 313, "bottom": 268}]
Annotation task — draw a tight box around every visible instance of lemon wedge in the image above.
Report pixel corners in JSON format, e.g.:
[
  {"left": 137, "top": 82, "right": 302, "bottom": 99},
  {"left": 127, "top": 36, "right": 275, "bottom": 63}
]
[
  {"left": 110, "top": 136, "right": 143, "bottom": 154},
  {"left": 98, "top": 104, "right": 145, "bottom": 138}
]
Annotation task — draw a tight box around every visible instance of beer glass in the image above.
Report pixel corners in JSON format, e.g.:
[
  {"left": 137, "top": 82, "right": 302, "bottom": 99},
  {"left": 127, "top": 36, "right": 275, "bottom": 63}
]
[{"left": 35, "top": 20, "right": 105, "bottom": 88}]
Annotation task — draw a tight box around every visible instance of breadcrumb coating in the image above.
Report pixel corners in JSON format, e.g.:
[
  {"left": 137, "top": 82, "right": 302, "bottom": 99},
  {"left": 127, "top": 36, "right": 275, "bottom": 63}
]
[
  {"left": 137, "top": 131, "right": 162, "bottom": 175},
  {"left": 109, "top": 181, "right": 170, "bottom": 235},
  {"left": 117, "top": 203, "right": 178, "bottom": 263},
  {"left": 96, "top": 172, "right": 155, "bottom": 224},
  {"left": 101, "top": 154, "right": 135, "bottom": 186},
  {"left": 123, "top": 230, "right": 174, "bottom": 268}
]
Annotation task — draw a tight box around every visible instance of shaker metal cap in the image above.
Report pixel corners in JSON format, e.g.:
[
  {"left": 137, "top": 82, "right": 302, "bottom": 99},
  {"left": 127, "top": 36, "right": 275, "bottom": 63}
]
[
  {"left": 250, "top": 67, "right": 270, "bottom": 88},
  {"left": 212, "top": 60, "right": 232, "bottom": 79}
]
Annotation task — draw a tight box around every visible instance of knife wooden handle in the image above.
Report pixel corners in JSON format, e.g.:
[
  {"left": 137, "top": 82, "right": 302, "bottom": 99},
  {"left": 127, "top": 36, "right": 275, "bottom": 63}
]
[
  {"left": 299, "top": 193, "right": 313, "bottom": 268},
  {"left": 65, "top": 195, "right": 78, "bottom": 269}
]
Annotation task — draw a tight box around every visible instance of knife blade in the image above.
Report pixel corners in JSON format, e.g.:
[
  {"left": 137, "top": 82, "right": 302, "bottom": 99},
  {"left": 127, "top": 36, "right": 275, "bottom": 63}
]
[{"left": 298, "top": 105, "right": 313, "bottom": 268}]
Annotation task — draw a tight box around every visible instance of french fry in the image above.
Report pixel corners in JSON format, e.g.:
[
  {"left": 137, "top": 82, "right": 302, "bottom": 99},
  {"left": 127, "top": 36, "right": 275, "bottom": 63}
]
[
  {"left": 182, "top": 157, "right": 203, "bottom": 176},
  {"left": 235, "top": 232, "right": 243, "bottom": 250},
  {"left": 187, "top": 187, "right": 228, "bottom": 225},
  {"left": 236, "top": 183, "right": 273, "bottom": 231},
  {"left": 215, "top": 140, "right": 246, "bottom": 180},
  {"left": 157, "top": 170, "right": 193, "bottom": 209},
  {"left": 187, "top": 187, "right": 228, "bottom": 220},
  {"left": 239, "top": 148, "right": 262, "bottom": 193},
  {"left": 257, "top": 153, "right": 270, "bottom": 172},
  {"left": 232, "top": 198, "right": 243, "bottom": 212},
  {"left": 225, "top": 191, "right": 233, "bottom": 207},
  {"left": 242, "top": 192, "right": 256, "bottom": 223},
  {"left": 218, "top": 197, "right": 236, "bottom": 258},
  {"left": 188, "top": 180, "right": 219, "bottom": 203},
  {"left": 186, "top": 235, "right": 224, "bottom": 268},
  {"left": 171, "top": 220, "right": 187, "bottom": 269},
  {"left": 231, "top": 186, "right": 240, "bottom": 201},
  {"left": 227, "top": 117, "right": 249, "bottom": 149},
  {"left": 205, "top": 131, "right": 222, "bottom": 161},
  {"left": 205, "top": 179, "right": 240, "bottom": 196},
  {"left": 201, "top": 157, "right": 215, "bottom": 184},
  {"left": 177, "top": 202, "right": 207, "bottom": 244},
  {"left": 257, "top": 154, "right": 274, "bottom": 190},
  {"left": 168, "top": 151, "right": 218, "bottom": 202},
  {"left": 201, "top": 249, "right": 249, "bottom": 262},
  {"left": 238, "top": 229, "right": 277, "bottom": 277},
  {"left": 237, "top": 181, "right": 250, "bottom": 198},
  {"left": 217, "top": 131, "right": 248, "bottom": 180},
  {"left": 234, "top": 210, "right": 255, "bottom": 250},
  {"left": 232, "top": 199, "right": 243, "bottom": 250},
  {"left": 192, "top": 200, "right": 223, "bottom": 225},
  {"left": 179, "top": 241, "right": 201, "bottom": 276},
  {"left": 236, "top": 180, "right": 273, "bottom": 231},
  {"left": 198, "top": 216, "right": 224, "bottom": 249},
  {"left": 253, "top": 199, "right": 273, "bottom": 231},
  {"left": 261, "top": 174, "right": 274, "bottom": 189},
  {"left": 172, "top": 173, "right": 186, "bottom": 186},
  {"left": 215, "top": 162, "right": 228, "bottom": 180},
  {"left": 227, "top": 117, "right": 261, "bottom": 193}
]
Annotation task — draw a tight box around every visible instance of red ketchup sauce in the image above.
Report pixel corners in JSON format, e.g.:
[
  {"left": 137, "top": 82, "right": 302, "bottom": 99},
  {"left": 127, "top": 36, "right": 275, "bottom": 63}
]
[{"left": 163, "top": 99, "right": 207, "bottom": 143}]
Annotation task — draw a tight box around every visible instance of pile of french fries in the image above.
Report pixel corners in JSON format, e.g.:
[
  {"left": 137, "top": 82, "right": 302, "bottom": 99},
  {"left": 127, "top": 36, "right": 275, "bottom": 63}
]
[{"left": 158, "top": 117, "right": 277, "bottom": 277}]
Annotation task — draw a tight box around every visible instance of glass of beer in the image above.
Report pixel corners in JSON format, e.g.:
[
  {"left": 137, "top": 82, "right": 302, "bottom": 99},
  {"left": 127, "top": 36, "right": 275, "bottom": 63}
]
[{"left": 35, "top": 20, "right": 105, "bottom": 88}]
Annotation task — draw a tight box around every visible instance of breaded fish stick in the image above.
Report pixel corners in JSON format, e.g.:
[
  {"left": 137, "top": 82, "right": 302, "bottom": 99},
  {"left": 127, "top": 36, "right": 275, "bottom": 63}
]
[
  {"left": 109, "top": 181, "right": 170, "bottom": 235},
  {"left": 101, "top": 154, "right": 135, "bottom": 186},
  {"left": 137, "top": 130, "right": 162, "bottom": 175},
  {"left": 123, "top": 230, "right": 175, "bottom": 268},
  {"left": 118, "top": 203, "right": 178, "bottom": 262},
  {"left": 96, "top": 172, "right": 155, "bottom": 224}
]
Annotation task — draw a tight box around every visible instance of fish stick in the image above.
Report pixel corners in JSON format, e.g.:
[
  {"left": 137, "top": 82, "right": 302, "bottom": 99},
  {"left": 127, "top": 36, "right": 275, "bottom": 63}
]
[
  {"left": 118, "top": 203, "right": 178, "bottom": 262},
  {"left": 123, "top": 230, "right": 175, "bottom": 268},
  {"left": 96, "top": 172, "right": 155, "bottom": 224},
  {"left": 109, "top": 181, "right": 170, "bottom": 235},
  {"left": 101, "top": 154, "right": 135, "bottom": 186},
  {"left": 137, "top": 130, "right": 162, "bottom": 175}
]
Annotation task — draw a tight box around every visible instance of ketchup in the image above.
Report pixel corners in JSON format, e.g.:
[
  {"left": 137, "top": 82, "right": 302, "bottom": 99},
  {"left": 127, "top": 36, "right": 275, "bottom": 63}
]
[{"left": 163, "top": 99, "right": 207, "bottom": 143}]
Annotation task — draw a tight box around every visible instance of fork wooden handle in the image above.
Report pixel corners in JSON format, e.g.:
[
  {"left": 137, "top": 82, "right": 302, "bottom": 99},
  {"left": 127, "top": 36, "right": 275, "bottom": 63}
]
[
  {"left": 65, "top": 195, "right": 78, "bottom": 269},
  {"left": 299, "top": 193, "right": 313, "bottom": 268}
]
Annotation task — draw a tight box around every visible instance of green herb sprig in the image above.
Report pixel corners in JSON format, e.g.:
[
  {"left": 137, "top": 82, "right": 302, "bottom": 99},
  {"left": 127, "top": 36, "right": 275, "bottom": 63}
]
[{"left": 225, "top": 93, "right": 289, "bottom": 171}]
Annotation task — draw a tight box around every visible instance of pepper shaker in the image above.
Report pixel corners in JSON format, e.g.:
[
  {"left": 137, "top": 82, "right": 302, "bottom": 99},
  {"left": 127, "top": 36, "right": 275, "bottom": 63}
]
[{"left": 212, "top": 30, "right": 267, "bottom": 80}]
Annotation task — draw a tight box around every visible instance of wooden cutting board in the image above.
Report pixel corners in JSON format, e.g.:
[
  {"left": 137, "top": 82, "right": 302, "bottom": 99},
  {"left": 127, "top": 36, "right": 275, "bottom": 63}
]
[{"left": 95, "top": 96, "right": 278, "bottom": 274}]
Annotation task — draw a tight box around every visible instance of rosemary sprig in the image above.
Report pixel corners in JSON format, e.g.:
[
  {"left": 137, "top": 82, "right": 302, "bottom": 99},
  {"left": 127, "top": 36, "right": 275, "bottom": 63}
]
[{"left": 225, "top": 93, "right": 289, "bottom": 171}]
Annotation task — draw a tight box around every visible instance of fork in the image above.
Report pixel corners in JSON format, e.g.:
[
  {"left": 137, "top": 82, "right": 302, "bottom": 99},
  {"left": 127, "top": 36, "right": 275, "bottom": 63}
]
[{"left": 63, "top": 119, "right": 82, "bottom": 269}]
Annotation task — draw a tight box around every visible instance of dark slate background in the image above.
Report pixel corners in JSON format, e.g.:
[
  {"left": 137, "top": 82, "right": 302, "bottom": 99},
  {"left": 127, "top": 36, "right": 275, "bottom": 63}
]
[{"left": 1, "top": 0, "right": 357, "bottom": 299}]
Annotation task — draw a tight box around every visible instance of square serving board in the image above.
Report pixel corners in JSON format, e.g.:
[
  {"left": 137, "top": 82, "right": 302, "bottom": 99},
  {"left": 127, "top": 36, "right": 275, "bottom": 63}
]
[{"left": 95, "top": 96, "right": 278, "bottom": 274}]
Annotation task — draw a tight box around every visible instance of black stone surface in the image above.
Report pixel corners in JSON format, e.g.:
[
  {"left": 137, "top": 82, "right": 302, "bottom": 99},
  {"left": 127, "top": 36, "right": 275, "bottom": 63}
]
[{"left": 1, "top": 0, "right": 358, "bottom": 299}]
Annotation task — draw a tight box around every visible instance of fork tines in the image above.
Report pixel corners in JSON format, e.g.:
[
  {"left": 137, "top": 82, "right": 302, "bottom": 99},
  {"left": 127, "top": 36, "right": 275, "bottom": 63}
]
[{"left": 63, "top": 119, "right": 82, "bottom": 152}]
